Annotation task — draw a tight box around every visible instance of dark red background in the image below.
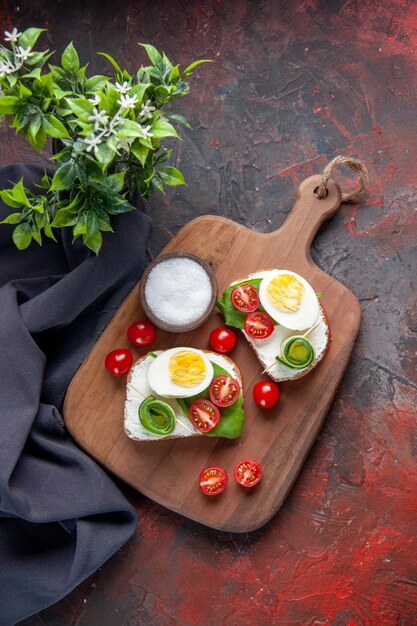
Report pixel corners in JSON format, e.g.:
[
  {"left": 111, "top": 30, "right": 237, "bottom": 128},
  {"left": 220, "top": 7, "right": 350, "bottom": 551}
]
[{"left": 2, "top": 0, "right": 416, "bottom": 624}]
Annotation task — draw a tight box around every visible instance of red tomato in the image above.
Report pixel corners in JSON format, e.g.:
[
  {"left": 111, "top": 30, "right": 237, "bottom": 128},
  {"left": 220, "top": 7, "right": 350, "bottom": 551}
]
[
  {"left": 234, "top": 459, "right": 263, "bottom": 488},
  {"left": 231, "top": 284, "right": 260, "bottom": 313},
  {"left": 127, "top": 319, "right": 156, "bottom": 346},
  {"left": 209, "top": 375, "right": 241, "bottom": 407},
  {"left": 209, "top": 327, "right": 237, "bottom": 354},
  {"left": 105, "top": 348, "right": 133, "bottom": 376},
  {"left": 189, "top": 399, "right": 220, "bottom": 433},
  {"left": 199, "top": 466, "right": 228, "bottom": 496},
  {"left": 253, "top": 380, "right": 281, "bottom": 409},
  {"left": 244, "top": 311, "right": 274, "bottom": 339}
]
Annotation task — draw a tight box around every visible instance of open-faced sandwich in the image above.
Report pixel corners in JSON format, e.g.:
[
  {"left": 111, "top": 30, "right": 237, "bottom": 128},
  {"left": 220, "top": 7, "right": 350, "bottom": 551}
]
[
  {"left": 124, "top": 347, "right": 244, "bottom": 441},
  {"left": 216, "top": 269, "right": 331, "bottom": 382}
]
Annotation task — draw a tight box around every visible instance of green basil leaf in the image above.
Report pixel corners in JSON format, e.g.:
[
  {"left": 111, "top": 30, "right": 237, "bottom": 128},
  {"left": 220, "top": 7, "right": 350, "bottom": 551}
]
[
  {"left": 61, "top": 42, "right": 80, "bottom": 73},
  {"left": 177, "top": 362, "right": 244, "bottom": 439},
  {"left": 12, "top": 223, "right": 32, "bottom": 250},
  {"left": 157, "top": 165, "right": 185, "bottom": 186}
]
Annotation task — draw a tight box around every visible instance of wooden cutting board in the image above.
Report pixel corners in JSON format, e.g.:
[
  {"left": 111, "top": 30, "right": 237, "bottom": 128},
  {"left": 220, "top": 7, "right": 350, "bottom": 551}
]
[{"left": 64, "top": 175, "right": 361, "bottom": 532}]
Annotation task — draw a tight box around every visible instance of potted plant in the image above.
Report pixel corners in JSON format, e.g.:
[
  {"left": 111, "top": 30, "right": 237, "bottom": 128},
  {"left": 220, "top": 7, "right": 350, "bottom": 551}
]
[{"left": 0, "top": 27, "right": 209, "bottom": 253}]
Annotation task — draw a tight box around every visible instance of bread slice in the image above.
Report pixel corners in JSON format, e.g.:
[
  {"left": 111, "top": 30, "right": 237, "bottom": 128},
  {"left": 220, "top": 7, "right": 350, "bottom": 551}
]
[
  {"left": 124, "top": 350, "right": 243, "bottom": 441},
  {"left": 228, "top": 270, "right": 332, "bottom": 382}
]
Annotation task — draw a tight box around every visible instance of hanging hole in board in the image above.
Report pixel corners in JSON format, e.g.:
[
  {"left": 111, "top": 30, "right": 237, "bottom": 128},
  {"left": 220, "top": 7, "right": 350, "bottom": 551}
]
[{"left": 313, "top": 185, "right": 328, "bottom": 199}]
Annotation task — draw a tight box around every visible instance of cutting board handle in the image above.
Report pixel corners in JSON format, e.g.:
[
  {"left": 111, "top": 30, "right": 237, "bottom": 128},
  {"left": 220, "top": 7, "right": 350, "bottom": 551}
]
[{"left": 273, "top": 174, "right": 342, "bottom": 256}]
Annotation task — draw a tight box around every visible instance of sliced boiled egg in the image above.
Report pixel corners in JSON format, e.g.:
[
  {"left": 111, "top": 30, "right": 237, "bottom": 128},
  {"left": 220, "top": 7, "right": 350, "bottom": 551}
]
[
  {"left": 147, "top": 347, "right": 214, "bottom": 398},
  {"left": 258, "top": 269, "right": 319, "bottom": 331}
]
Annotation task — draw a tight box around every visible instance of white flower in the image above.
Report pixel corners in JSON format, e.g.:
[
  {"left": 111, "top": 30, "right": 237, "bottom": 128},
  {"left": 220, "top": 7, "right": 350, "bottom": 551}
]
[
  {"left": 88, "top": 108, "right": 109, "bottom": 128},
  {"left": 115, "top": 81, "right": 130, "bottom": 94},
  {"left": 0, "top": 59, "right": 14, "bottom": 75},
  {"left": 15, "top": 46, "right": 34, "bottom": 61},
  {"left": 140, "top": 124, "right": 153, "bottom": 139},
  {"left": 118, "top": 93, "right": 138, "bottom": 109},
  {"left": 88, "top": 94, "right": 101, "bottom": 105},
  {"left": 138, "top": 99, "right": 156, "bottom": 121},
  {"left": 83, "top": 136, "right": 102, "bottom": 153},
  {"left": 4, "top": 28, "right": 22, "bottom": 43}
]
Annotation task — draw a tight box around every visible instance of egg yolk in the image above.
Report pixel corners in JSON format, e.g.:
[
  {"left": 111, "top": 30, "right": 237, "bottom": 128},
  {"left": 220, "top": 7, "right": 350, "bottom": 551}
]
[
  {"left": 168, "top": 351, "right": 207, "bottom": 387},
  {"left": 266, "top": 274, "right": 305, "bottom": 312}
]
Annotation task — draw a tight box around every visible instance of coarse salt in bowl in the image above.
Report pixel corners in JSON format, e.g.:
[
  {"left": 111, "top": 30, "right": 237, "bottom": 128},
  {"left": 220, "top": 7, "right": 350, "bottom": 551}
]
[{"left": 139, "top": 252, "right": 218, "bottom": 332}]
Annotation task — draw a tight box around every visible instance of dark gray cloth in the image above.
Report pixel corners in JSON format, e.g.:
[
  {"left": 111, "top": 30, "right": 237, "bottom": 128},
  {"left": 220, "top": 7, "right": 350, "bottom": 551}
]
[{"left": 0, "top": 164, "right": 151, "bottom": 626}]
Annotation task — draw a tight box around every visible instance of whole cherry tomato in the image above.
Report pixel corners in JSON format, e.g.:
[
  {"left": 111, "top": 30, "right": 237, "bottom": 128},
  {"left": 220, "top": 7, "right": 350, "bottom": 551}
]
[
  {"left": 105, "top": 348, "right": 133, "bottom": 376},
  {"left": 127, "top": 319, "right": 156, "bottom": 346},
  {"left": 209, "top": 327, "right": 237, "bottom": 354},
  {"left": 252, "top": 380, "right": 281, "bottom": 409}
]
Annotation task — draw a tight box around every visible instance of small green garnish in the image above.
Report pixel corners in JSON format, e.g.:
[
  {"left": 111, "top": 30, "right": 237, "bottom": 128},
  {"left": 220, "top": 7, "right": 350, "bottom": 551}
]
[
  {"left": 139, "top": 395, "right": 176, "bottom": 436},
  {"left": 276, "top": 335, "right": 315, "bottom": 369}
]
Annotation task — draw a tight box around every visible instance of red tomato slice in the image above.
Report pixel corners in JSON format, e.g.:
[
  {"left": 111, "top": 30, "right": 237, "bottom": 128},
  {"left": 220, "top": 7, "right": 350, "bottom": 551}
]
[
  {"left": 209, "top": 375, "right": 241, "bottom": 408},
  {"left": 189, "top": 399, "right": 220, "bottom": 433},
  {"left": 199, "top": 466, "right": 228, "bottom": 496},
  {"left": 244, "top": 312, "right": 274, "bottom": 339},
  {"left": 234, "top": 459, "right": 263, "bottom": 488},
  {"left": 231, "top": 284, "right": 260, "bottom": 313}
]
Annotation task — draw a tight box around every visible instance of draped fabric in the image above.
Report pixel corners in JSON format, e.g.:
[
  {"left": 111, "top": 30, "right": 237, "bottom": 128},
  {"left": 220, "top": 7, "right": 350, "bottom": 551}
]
[{"left": 0, "top": 164, "right": 151, "bottom": 625}]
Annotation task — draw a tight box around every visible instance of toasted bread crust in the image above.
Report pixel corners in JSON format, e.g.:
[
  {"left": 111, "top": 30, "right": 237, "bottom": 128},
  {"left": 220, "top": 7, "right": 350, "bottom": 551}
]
[{"left": 124, "top": 350, "right": 243, "bottom": 442}]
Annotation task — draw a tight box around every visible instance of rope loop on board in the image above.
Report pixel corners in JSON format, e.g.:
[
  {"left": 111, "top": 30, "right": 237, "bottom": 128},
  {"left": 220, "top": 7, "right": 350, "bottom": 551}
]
[{"left": 314, "top": 155, "right": 369, "bottom": 202}]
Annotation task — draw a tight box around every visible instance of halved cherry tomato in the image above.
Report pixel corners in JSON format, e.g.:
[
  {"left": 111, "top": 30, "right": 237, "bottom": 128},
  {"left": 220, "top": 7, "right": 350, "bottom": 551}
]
[
  {"left": 253, "top": 380, "right": 281, "bottom": 409},
  {"left": 244, "top": 311, "right": 274, "bottom": 339},
  {"left": 209, "top": 327, "right": 237, "bottom": 354},
  {"left": 127, "top": 319, "right": 156, "bottom": 346},
  {"left": 199, "top": 466, "right": 228, "bottom": 496},
  {"left": 234, "top": 459, "right": 263, "bottom": 488},
  {"left": 105, "top": 348, "right": 133, "bottom": 376},
  {"left": 189, "top": 399, "right": 220, "bottom": 433},
  {"left": 209, "top": 375, "right": 241, "bottom": 407},
  {"left": 231, "top": 283, "right": 260, "bottom": 313}
]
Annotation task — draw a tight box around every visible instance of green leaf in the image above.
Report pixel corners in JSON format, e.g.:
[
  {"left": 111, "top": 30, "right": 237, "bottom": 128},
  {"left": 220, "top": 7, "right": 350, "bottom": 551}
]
[
  {"left": 27, "top": 126, "right": 47, "bottom": 151},
  {"left": 51, "top": 162, "right": 77, "bottom": 191},
  {"left": 177, "top": 361, "right": 244, "bottom": 439},
  {"left": 140, "top": 44, "right": 163, "bottom": 69},
  {"left": 51, "top": 208, "right": 78, "bottom": 227},
  {"left": 23, "top": 67, "right": 42, "bottom": 80},
  {"left": 182, "top": 59, "right": 213, "bottom": 77},
  {"left": 0, "top": 189, "right": 22, "bottom": 208},
  {"left": 216, "top": 278, "right": 273, "bottom": 330},
  {"left": 0, "top": 212, "right": 21, "bottom": 224},
  {"left": 129, "top": 83, "right": 148, "bottom": 103},
  {"left": 106, "top": 172, "right": 125, "bottom": 193},
  {"left": 130, "top": 140, "right": 148, "bottom": 166},
  {"left": 18, "top": 84, "right": 32, "bottom": 99},
  {"left": 31, "top": 225, "right": 42, "bottom": 245},
  {"left": 106, "top": 198, "right": 135, "bottom": 215},
  {"left": 83, "top": 229, "right": 102, "bottom": 255},
  {"left": 95, "top": 142, "right": 115, "bottom": 166},
  {"left": 118, "top": 119, "right": 145, "bottom": 138},
  {"left": 98, "top": 52, "right": 122, "bottom": 77},
  {"left": 167, "top": 113, "right": 192, "bottom": 128},
  {"left": 65, "top": 97, "right": 94, "bottom": 121},
  {"left": 19, "top": 27, "right": 45, "bottom": 50},
  {"left": 0, "top": 96, "right": 19, "bottom": 114},
  {"left": 84, "top": 75, "right": 108, "bottom": 93},
  {"left": 157, "top": 165, "right": 185, "bottom": 186},
  {"left": 12, "top": 179, "right": 32, "bottom": 207},
  {"left": 42, "top": 114, "right": 70, "bottom": 139},
  {"left": 12, "top": 223, "right": 32, "bottom": 250},
  {"left": 169, "top": 64, "right": 180, "bottom": 82},
  {"left": 61, "top": 42, "right": 80, "bottom": 73},
  {"left": 44, "top": 222, "right": 57, "bottom": 241},
  {"left": 151, "top": 118, "right": 179, "bottom": 139}
]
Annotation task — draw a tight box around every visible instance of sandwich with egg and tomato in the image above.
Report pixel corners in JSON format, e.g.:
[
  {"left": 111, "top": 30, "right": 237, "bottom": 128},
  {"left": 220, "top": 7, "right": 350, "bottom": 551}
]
[
  {"left": 124, "top": 347, "right": 244, "bottom": 441},
  {"left": 216, "top": 269, "right": 331, "bottom": 382}
]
